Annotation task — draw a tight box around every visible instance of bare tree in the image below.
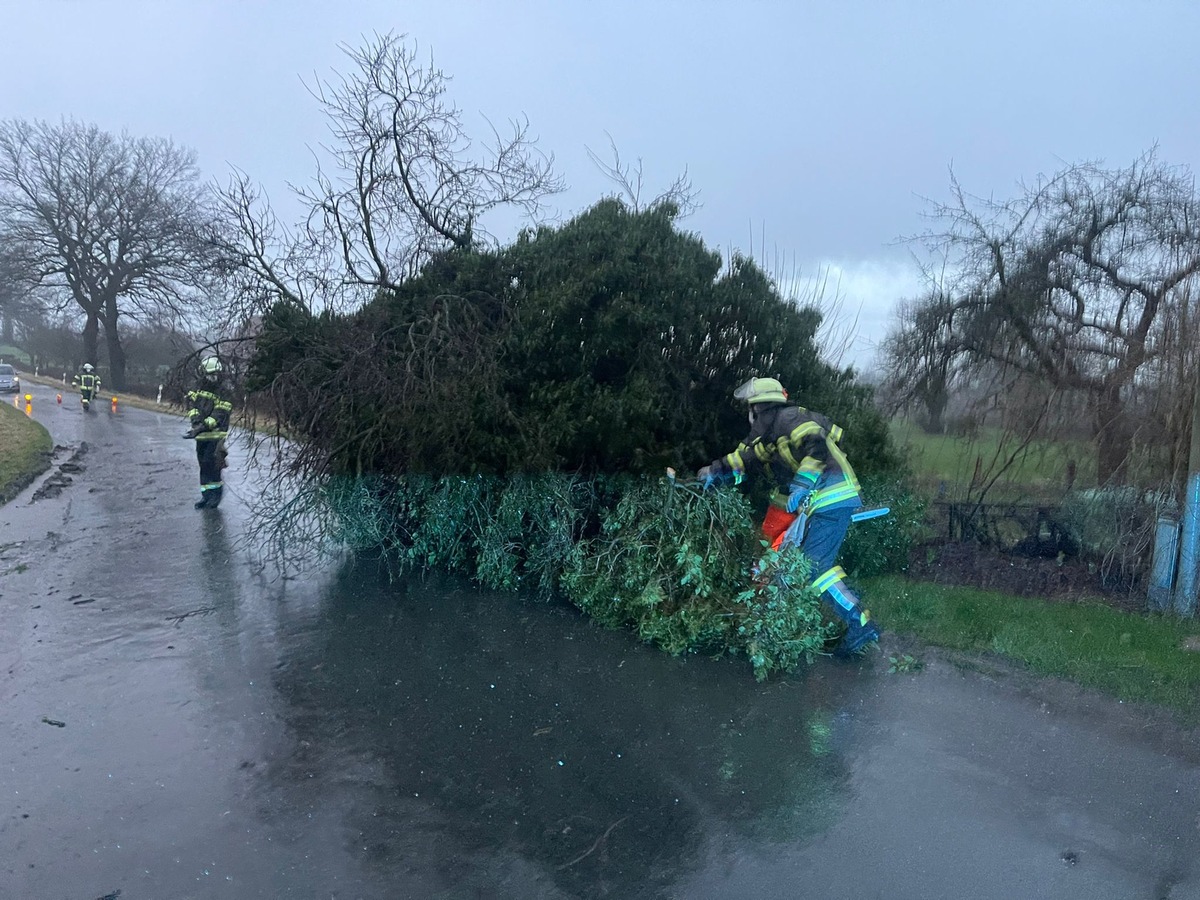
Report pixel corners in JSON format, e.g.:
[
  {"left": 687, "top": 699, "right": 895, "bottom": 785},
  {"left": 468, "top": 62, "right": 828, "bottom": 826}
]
[
  {"left": 1138, "top": 280, "right": 1200, "bottom": 488},
  {"left": 736, "top": 224, "right": 860, "bottom": 370},
  {"left": 0, "top": 119, "right": 218, "bottom": 389},
  {"left": 0, "top": 241, "right": 46, "bottom": 345},
  {"left": 216, "top": 31, "right": 564, "bottom": 324},
  {"left": 925, "top": 151, "right": 1200, "bottom": 483},
  {"left": 878, "top": 285, "right": 961, "bottom": 433}
]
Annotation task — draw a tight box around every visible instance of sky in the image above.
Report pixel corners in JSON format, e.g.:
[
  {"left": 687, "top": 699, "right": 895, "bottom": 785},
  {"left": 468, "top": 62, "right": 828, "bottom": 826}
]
[{"left": 4, "top": 0, "right": 1199, "bottom": 371}]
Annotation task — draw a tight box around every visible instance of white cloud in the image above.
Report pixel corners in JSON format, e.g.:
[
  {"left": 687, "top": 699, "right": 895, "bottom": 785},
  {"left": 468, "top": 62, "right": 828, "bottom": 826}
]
[{"left": 780, "top": 258, "right": 925, "bottom": 373}]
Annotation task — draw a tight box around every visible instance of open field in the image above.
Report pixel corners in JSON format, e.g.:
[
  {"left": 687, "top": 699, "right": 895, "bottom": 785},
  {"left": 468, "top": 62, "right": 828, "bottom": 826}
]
[{"left": 890, "top": 419, "right": 1097, "bottom": 501}]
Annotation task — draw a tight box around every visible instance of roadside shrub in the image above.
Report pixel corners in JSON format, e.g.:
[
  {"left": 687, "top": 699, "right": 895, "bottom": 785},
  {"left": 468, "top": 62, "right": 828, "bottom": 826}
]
[
  {"left": 248, "top": 200, "right": 905, "bottom": 677},
  {"left": 1057, "top": 486, "right": 1162, "bottom": 588},
  {"left": 840, "top": 475, "right": 928, "bottom": 578}
]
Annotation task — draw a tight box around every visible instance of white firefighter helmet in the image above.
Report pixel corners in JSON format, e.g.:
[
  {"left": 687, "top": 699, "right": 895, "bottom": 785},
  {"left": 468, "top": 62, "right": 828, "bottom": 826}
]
[{"left": 733, "top": 376, "right": 788, "bottom": 405}]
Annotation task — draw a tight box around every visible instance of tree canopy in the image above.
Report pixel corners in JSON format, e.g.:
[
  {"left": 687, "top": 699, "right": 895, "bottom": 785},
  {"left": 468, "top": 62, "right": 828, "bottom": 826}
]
[
  {"left": 883, "top": 151, "right": 1200, "bottom": 484},
  {"left": 0, "top": 119, "right": 219, "bottom": 389},
  {"left": 250, "top": 198, "right": 897, "bottom": 480}
]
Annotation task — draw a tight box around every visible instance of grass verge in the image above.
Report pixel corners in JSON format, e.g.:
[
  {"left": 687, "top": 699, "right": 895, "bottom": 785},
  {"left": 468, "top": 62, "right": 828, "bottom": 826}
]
[
  {"left": 865, "top": 575, "right": 1200, "bottom": 718},
  {"left": 0, "top": 400, "right": 53, "bottom": 505}
]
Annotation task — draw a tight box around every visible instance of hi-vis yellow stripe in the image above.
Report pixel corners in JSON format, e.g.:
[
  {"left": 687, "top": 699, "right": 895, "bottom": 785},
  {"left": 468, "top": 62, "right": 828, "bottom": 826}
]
[
  {"left": 812, "top": 565, "right": 847, "bottom": 593},
  {"left": 810, "top": 481, "right": 861, "bottom": 511}
]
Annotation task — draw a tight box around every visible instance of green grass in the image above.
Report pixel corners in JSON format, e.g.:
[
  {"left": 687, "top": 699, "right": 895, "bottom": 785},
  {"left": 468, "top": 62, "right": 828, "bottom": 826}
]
[
  {"left": 0, "top": 345, "right": 32, "bottom": 367},
  {"left": 0, "top": 399, "right": 53, "bottom": 505},
  {"left": 890, "top": 419, "right": 1096, "bottom": 500},
  {"left": 865, "top": 574, "right": 1200, "bottom": 717}
]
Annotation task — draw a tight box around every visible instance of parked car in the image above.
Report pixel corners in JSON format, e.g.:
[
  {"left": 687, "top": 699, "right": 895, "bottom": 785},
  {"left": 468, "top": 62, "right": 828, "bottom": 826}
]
[{"left": 0, "top": 364, "right": 20, "bottom": 394}]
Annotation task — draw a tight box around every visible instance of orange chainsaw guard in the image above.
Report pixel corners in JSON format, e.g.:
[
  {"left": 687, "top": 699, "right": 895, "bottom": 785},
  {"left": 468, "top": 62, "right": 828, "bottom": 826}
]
[{"left": 761, "top": 506, "right": 798, "bottom": 551}]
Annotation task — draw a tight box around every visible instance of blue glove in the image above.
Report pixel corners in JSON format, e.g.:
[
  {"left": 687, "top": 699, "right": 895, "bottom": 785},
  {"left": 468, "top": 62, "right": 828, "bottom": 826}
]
[
  {"left": 786, "top": 477, "right": 816, "bottom": 513},
  {"left": 698, "top": 466, "right": 730, "bottom": 490}
]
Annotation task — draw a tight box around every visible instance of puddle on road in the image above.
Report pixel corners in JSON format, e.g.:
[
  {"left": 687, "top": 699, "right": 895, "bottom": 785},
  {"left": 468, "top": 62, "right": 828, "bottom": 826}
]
[{"left": 242, "top": 562, "right": 876, "bottom": 897}]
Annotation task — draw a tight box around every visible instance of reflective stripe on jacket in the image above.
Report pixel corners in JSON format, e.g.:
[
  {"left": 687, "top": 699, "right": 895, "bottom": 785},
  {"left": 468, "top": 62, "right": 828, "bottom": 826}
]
[
  {"left": 710, "top": 402, "right": 861, "bottom": 512},
  {"left": 187, "top": 386, "right": 233, "bottom": 439}
]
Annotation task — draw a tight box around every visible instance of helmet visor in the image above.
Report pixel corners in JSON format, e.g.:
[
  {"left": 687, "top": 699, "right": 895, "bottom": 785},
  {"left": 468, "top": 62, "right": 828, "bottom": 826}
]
[{"left": 733, "top": 378, "right": 759, "bottom": 402}]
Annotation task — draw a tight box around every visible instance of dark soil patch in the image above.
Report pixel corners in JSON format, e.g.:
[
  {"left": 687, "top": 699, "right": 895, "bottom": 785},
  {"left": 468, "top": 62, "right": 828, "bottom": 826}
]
[
  {"left": 906, "top": 541, "right": 1145, "bottom": 613},
  {"left": 30, "top": 442, "right": 88, "bottom": 502}
]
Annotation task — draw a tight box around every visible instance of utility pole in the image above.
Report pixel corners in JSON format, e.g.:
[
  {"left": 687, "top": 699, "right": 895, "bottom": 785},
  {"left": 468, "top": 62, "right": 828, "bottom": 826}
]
[{"left": 1174, "top": 376, "right": 1200, "bottom": 616}]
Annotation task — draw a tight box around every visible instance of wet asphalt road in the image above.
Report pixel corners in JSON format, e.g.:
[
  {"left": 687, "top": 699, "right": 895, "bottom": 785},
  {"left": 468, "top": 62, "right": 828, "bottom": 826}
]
[{"left": 2, "top": 380, "right": 1200, "bottom": 900}]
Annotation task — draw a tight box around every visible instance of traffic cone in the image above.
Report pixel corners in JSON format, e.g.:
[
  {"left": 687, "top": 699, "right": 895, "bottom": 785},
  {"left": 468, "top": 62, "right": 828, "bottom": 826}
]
[
  {"left": 24, "top": 394, "right": 32, "bottom": 416},
  {"left": 56, "top": 393, "right": 62, "bottom": 405},
  {"left": 111, "top": 396, "right": 118, "bottom": 414}
]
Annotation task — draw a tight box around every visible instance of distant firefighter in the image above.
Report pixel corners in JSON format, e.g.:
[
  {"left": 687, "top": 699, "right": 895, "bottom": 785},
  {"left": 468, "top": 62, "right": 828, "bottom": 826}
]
[{"left": 72, "top": 363, "right": 101, "bottom": 411}]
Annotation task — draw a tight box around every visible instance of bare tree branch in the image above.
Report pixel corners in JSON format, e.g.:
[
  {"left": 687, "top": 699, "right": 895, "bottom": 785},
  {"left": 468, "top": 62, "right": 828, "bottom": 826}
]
[
  {"left": 585, "top": 134, "right": 699, "bottom": 216},
  {"left": 213, "top": 31, "right": 564, "bottom": 328}
]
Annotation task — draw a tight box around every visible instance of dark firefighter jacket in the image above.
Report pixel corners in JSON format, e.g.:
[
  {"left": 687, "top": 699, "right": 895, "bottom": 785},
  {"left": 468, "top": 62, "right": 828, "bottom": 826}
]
[
  {"left": 72, "top": 372, "right": 101, "bottom": 393},
  {"left": 706, "top": 402, "right": 861, "bottom": 512},
  {"left": 186, "top": 382, "right": 232, "bottom": 441}
]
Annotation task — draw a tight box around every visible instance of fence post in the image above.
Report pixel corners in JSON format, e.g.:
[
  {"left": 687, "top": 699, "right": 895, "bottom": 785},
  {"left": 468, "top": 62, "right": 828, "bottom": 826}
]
[{"left": 1149, "top": 513, "right": 1180, "bottom": 612}]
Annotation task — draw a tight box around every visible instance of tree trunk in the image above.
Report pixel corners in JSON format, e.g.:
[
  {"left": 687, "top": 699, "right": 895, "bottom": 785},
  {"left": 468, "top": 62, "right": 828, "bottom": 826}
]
[
  {"left": 102, "top": 305, "right": 127, "bottom": 391},
  {"left": 82, "top": 313, "right": 100, "bottom": 367},
  {"left": 924, "top": 386, "right": 948, "bottom": 434},
  {"left": 1095, "top": 381, "right": 1131, "bottom": 485}
]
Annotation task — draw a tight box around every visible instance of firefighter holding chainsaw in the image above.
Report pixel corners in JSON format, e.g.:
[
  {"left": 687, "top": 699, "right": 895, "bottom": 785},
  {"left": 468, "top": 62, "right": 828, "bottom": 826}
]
[{"left": 697, "top": 376, "right": 881, "bottom": 655}]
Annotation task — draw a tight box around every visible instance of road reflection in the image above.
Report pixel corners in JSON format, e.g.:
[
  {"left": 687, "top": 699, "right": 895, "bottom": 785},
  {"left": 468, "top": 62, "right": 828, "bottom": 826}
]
[{"left": 255, "top": 561, "right": 877, "bottom": 897}]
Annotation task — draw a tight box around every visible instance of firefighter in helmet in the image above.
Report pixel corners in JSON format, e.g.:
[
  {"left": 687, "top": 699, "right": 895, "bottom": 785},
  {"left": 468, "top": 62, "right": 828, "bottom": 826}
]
[
  {"left": 183, "top": 356, "right": 233, "bottom": 509},
  {"left": 698, "top": 376, "right": 881, "bottom": 655},
  {"left": 72, "top": 363, "right": 101, "bottom": 409}
]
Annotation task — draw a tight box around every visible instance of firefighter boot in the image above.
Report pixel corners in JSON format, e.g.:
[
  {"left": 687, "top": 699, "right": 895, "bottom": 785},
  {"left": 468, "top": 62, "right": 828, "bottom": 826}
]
[
  {"left": 194, "top": 486, "right": 223, "bottom": 509},
  {"left": 835, "top": 613, "right": 882, "bottom": 657},
  {"left": 811, "top": 565, "right": 882, "bottom": 656}
]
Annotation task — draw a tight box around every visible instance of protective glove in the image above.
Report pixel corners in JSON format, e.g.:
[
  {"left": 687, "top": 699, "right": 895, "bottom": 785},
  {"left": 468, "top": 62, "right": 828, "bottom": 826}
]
[
  {"left": 698, "top": 465, "right": 730, "bottom": 490},
  {"left": 182, "top": 427, "right": 200, "bottom": 439},
  {"left": 786, "top": 475, "right": 817, "bottom": 513},
  {"left": 699, "top": 466, "right": 744, "bottom": 490}
]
